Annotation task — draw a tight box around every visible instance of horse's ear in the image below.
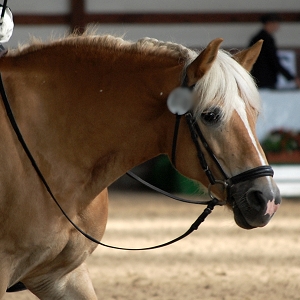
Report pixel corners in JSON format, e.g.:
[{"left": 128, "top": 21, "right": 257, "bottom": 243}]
[
  {"left": 186, "top": 38, "right": 223, "bottom": 86},
  {"left": 233, "top": 40, "right": 263, "bottom": 72}
]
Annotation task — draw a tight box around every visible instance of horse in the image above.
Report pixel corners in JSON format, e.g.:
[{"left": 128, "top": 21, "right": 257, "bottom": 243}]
[{"left": 0, "top": 33, "right": 280, "bottom": 299}]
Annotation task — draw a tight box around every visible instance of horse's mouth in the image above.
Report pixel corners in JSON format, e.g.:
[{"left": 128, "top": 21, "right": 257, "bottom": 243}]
[
  {"left": 227, "top": 189, "right": 259, "bottom": 229},
  {"left": 231, "top": 200, "right": 256, "bottom": 229},
  {"left": 229, "top": 188, "right": 280, "bottom": 230}
]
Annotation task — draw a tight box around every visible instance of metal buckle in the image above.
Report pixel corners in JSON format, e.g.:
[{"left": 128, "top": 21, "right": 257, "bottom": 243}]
[{"left": 207, "top": 180, "right": 228, "bottom": 205}]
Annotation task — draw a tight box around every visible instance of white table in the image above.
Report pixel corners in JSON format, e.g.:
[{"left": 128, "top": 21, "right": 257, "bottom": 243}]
[
  {"left": 257, "top": 90, "right": 300, "bottom": 141},
  {"left": 256, "top": 90, "right": 300, "bottom": 197}
]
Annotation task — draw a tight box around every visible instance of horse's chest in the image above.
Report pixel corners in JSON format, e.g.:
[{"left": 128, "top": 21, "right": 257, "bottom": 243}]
[{"left": 8, "top": 230, "right": 97, "bottom": 284}]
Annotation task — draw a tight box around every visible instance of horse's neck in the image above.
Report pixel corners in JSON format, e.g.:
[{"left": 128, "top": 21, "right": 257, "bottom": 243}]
[{"left": 1, "top": 47, "right": 184, "bottom": 200}]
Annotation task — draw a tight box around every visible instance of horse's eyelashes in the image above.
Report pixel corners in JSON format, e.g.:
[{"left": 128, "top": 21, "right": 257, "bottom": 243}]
[{"left": 201, "top": 107, "right": 221, "bottom": 125}]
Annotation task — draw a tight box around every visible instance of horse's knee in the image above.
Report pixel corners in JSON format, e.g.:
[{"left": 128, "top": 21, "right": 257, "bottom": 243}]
[{"left": 0, "top": 269, "right": 12, "bottom": 298}]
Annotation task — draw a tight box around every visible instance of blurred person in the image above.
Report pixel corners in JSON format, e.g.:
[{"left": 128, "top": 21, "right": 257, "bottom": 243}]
[{"left": 248, "top": 13, "right": 300, "bottom": 89}]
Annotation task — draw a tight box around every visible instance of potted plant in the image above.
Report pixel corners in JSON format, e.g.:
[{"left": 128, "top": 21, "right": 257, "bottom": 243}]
[{"left": 261, "top": 129, "right": 300, "bottom": 164}]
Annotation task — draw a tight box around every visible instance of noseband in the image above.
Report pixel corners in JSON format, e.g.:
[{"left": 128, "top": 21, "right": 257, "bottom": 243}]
[{"left": 170, "top": 77, "right": 274, "bottom": 205}]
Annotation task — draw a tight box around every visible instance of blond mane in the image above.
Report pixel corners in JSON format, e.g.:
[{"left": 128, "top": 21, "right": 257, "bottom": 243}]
[
  {"left": 9, "top": 33, "right": 195, "bottom": 62},
  {"left": 9, "top": 34, "right": 260, "bottom": 121},
  {"left": 193, "top": 49, "right": 261, "bottom": 122}
]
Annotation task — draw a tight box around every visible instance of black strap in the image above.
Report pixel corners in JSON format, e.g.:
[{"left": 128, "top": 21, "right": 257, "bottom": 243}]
[
  {"left": 184, "top": 111, "right": 274, "bottom": 188},
  {"left": 185, "top": 112, "right": 216, "bottom": 184},
  {"left": 0, "top": 0, "right": 7, "bottom": 20},
  {"left": 126, "top": 170, "right": 212, "bottom": 205},
  {"left": 0, "top": 74, "right": 220, "bottom": 251},
  {"left": 229, "top": 165, "right": 274, "bottom": 185},
  {"left": 171, "top": 114, "right": 181, "bottom": 166},
  {"left": 185, "top": 112, "right": 229, "bottom": 181},
  {"left": 93, "top": 198, "right": 218, "bottom": 251}
]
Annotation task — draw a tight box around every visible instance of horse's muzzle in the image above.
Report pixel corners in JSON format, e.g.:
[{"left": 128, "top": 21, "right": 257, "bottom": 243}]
[{"left": 228, "top": 178, "right": 281, "bottom": 229}]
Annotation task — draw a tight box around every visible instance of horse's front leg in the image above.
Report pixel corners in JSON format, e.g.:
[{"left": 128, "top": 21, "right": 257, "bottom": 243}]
[
  {"left": 0, "top": 275, "right": 10, "bottom": 300},
  {"left": 28, "top": 263, "right": 97, "bottom": 300}
]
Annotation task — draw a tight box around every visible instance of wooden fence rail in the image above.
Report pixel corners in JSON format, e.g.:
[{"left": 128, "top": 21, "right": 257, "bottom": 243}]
[{"left": 14, "top": 12, "right": 300, "bottom": 33}]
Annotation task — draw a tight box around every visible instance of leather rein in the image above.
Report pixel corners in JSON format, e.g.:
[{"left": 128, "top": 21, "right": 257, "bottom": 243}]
[{"left": 0, "top": 70, "right": 274, "bottom": 251}]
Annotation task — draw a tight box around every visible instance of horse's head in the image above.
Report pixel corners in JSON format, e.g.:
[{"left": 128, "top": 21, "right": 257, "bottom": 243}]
[{"left": 173, "top": 38, "right": 281, "bottom": 229}]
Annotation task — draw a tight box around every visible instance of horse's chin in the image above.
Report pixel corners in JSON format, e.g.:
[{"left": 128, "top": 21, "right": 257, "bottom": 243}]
[
  {"left": 232, "top": 204, "right": 256, "bottom": 229},
  {"left": 230, "top": 198, "right": 270, "bottom": 230}
]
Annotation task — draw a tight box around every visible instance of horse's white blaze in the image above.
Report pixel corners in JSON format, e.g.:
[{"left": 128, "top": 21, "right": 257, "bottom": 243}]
[
  {"left": 235, "top": 99, "right": 266, "bottom": 166},
  {"left": 235, "top": 102, "right": 275, "bottom": 202}
]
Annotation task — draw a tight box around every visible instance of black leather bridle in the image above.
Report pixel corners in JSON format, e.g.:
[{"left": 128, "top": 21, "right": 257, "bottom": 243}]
[
  {"left": 169, "top": 78, "right": 274, "bottom": 206},
  {"left": 0, "top": 73, "right": 213, "bottom": 252},
  {"left": 2, "top": 65, "right": 274, "bottom": 293},
  {"left": 174, "top": 110, "right": 274, "bottom": 198},
  {"left": 0, "top": 71, "right": 274, "bottom": 253}
]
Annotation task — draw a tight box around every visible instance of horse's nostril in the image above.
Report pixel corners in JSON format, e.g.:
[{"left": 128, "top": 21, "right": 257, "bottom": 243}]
[
  {"left": 236, "top": 190, "right": 265, "bottom": 222},
  {"left": 246, "top": 191, "right": 265, "bottom": 212}
]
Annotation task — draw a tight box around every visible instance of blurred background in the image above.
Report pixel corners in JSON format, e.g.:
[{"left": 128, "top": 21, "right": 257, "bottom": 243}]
[
  {"left": 5, "top": 0, "right": 300, "bottom": 50},
  {"left": 4, "top": 0, "right": 300, "bottom": 197}
]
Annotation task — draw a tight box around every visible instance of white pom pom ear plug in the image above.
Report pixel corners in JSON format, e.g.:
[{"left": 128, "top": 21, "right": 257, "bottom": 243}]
[{"left": 167, "top": 87, "right": 193, "bottom": 115}]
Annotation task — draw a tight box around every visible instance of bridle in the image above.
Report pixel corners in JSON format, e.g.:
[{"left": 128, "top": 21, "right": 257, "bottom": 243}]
[
  {"left": 0, "top": 66, "right": 274, "bottom": 252},
  {"left": 0, "top": 4, "right": 274, "bottom": 292},
  {"left": 3, "top": 61, "right": 276, "bottom": 294},
  {"left": 171, "top": 110, "right": 274, "bottom": 200},
  {"left": 0, "top": 72, "right": 221, "bottom": 252},
  {"left": 169, "top": 76, "right": 274, "bottom": 205},
  {"left": 0, "top": 71, "right": 274, "bottom": 251}
]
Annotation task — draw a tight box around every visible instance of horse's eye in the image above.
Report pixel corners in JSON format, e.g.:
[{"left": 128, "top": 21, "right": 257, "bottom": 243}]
[{"left": 201, "top": 107, "right": 221, "bottom": 125}]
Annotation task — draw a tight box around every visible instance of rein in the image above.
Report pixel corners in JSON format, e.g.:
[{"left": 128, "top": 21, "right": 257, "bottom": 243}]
[
  {"left": 0, "top": 73, "right": 222, "bottom": 251},
  {"left": 0, "top": 62, "right": 275, "bottom": 250},
  {"left": 1, "top": 65, "right": 274, "bottom": 294},
  {"left": 0, "top": 0, "right": 269, "bottom": 292},
  {"left": 0, "top": 64, "right": 274, "bottom": 252},
  {"left": 0, "top": 0, "right": 7, "bottom": 21}
]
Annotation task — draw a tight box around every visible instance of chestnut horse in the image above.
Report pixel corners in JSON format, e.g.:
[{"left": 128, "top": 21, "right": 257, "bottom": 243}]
[{"left": 0, "top": 34, "right": 280, "bottom": 299}]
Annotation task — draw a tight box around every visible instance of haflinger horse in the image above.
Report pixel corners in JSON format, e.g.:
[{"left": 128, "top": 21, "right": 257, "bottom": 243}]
[{"left": 0, "top": 33, "right": 280, "bottom": 299}]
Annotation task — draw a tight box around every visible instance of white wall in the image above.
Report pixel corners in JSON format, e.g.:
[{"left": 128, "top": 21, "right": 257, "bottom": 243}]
[
  {"left": 6, "top": 26, "right": 69, "bottom": 48},
  {"left": 9, "top": 0, "right": 300, "bottom": 14},
  {"left": 85, "top": 0, "right": 300, "bottom": 48},
  {"left": 9, "top": 0, "right": 69, "bottom": 14},
  {"left": 86, "top": 0, "right": 300, "bottom": 13},
  {"left": 86, "top": 23, "right": 300, "bottom": 49},
  {"left": 4, "top": 0, "right": 300, "bottom": 49}
]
